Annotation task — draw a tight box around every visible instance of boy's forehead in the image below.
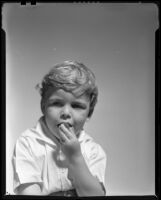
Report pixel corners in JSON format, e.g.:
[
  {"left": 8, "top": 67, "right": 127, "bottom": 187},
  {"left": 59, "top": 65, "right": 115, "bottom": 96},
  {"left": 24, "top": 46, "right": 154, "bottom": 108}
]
[{"left": 47, "top": 89, "right": 89, "bottom": 102}]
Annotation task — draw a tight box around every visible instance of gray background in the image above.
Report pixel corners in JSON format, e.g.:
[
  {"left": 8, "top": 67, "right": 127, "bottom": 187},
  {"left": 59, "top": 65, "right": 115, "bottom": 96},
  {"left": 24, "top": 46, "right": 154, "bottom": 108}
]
[{"left": 3, "top": 3, "right": 158, "bottom": 195}]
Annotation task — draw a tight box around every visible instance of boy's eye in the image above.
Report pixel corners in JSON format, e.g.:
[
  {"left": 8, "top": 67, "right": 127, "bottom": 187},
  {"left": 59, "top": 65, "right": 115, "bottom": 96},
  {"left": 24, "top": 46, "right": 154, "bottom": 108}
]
[
  {"left": 72, "top": 103, "right": 86, "bottom": 109},
  {"left": 50, "top": 101, "right": 63, "bottom": 107}
]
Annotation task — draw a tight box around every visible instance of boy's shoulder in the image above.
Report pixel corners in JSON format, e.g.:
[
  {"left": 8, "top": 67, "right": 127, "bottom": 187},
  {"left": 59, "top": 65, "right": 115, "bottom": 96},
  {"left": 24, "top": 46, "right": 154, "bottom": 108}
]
[
  {"left": 79, "top": 130, "right": 94, "bottom": 143},
  {"left": 14, "top": 118, "right": 57, "bottom": 158},
  {"left": 18, "top": 119, "right": 42, "bottom": 141},
  {"left": 16, "top": 117, "right": 56, "bottom": 147},
  {"left": 15, "top": 120, "right": 43, "bottom": 150},
  {"left": 80, "top": 130, "right": 106, "bottom": 160},
  {"left": 79, "top": 130, "right": 101, "bottom": 147}
]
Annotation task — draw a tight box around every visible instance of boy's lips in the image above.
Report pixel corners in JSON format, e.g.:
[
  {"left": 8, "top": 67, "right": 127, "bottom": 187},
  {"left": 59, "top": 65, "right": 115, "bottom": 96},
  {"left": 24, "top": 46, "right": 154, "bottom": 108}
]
[{"left": 57, "top": 122, "right": 73, "bottom": 129}]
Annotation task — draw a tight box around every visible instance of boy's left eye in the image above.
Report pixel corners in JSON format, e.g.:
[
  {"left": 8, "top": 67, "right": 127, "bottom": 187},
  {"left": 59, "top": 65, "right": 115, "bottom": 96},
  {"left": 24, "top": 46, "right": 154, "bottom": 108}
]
[{"left": 72, "top": 104, "right": 86, "bottom": 109}]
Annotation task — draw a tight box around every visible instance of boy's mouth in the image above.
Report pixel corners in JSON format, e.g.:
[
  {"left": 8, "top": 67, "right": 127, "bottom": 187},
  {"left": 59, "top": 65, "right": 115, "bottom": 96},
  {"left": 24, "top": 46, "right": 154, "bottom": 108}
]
[{"left": 57, "top": 122, "right": 72, "bottom": 129}]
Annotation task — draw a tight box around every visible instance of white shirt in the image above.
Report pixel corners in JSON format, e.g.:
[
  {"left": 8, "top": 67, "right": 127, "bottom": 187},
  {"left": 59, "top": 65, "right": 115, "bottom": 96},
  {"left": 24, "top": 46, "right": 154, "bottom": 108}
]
[{"left": 12, "top": 117, "right": 106, "bottom": 195}]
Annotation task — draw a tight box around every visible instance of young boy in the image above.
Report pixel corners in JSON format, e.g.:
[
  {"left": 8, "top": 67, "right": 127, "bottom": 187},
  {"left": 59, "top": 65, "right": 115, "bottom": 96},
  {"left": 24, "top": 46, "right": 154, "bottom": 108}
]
[{"left": 12, "top": 61, "right": 107, "bottom": 196}]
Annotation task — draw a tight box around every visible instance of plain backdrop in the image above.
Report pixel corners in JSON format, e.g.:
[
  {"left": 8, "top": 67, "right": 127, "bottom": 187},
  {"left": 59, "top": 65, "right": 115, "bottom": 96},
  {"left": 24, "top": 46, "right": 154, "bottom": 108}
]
[{"left": 3, "top": 3, "right": 158, "bottom": 195}]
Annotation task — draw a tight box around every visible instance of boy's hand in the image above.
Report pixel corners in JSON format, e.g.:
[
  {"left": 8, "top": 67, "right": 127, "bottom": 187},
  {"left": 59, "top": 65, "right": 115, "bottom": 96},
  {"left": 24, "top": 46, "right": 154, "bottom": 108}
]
[{"left": 58, "top": 124, "right": 82, "bottom": 163}]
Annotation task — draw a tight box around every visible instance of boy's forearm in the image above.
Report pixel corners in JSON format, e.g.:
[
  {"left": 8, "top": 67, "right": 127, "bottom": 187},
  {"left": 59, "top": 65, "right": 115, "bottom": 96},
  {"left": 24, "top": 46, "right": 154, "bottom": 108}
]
[{"left": 68, "top": 155, "right": 104, "bottom": 196}]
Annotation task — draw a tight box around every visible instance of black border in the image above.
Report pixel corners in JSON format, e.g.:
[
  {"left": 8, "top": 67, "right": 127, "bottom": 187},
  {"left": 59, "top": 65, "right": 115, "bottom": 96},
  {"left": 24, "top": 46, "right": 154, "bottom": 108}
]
[
  {"left": 1, "top": 1, "right": 160, "bottom": 200},
  {"left": 155, "top": 27, "right": 161, "bottom": 200},
  {"left": 1, "top": 21, "right": 6, "bottom": 199}
]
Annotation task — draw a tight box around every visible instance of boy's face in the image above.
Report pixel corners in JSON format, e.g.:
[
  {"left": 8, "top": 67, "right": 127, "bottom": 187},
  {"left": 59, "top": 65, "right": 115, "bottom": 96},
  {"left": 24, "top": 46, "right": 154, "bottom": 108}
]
[{"left": 44, "top": 89, "right": 90, "bottom": 140}]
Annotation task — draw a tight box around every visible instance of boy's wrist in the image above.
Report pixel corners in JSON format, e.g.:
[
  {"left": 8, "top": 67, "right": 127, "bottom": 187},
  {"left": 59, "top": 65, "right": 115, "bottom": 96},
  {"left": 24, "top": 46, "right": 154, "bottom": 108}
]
[
  {"left": 67, "top": 153, "right": 84, "bottom": 167},
  {"left": 67, "top": 154, "right": 85, "bottom": 184}
]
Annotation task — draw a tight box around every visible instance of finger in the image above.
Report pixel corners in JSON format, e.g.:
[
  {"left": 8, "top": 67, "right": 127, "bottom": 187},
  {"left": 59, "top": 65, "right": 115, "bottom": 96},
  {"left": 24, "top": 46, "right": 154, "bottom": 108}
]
[
  {"left": 59, "top": 124, "right": 75, "bottom": 139},
  {"left": 59, "top": 124, "right": 72, "bottom": 139},
  {"left": 59, "top": 128, "right": 69, "bottom": 143}
]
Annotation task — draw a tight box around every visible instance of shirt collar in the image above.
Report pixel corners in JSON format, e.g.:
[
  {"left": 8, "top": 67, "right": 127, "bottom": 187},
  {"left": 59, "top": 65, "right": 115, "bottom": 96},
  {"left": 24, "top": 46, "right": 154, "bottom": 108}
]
[{"left": 29, "top": 116, "right": 59, "bottom": 147}]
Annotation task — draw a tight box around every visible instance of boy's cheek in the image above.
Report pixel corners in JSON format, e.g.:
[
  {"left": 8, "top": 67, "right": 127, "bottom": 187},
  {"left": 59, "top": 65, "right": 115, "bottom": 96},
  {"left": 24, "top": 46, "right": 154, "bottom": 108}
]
[
  {"left": 74, "top": 120, "right": 86, "bottom": 135},
  {"left": 45, "top": 116, "right": 59, "bottom": 131}
]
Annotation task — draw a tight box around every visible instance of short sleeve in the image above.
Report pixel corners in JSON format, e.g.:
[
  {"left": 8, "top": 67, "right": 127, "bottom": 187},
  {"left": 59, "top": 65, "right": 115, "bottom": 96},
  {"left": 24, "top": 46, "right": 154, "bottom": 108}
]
[
  {"left": 12, "top": 136, "right": 42, "bottom": 193},
  {"left": 83, "top": 141, "right": 107, "bottom": 194}
]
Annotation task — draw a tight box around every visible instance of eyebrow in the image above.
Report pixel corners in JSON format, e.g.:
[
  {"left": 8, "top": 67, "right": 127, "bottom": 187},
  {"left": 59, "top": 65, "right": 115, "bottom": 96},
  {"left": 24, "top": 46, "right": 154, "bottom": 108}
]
[
  {"left": 48, "top": 98, "right": 88, "bottom": 105},
  {"left": 48, "top": 98, "right": 63, "bottom": 103}
]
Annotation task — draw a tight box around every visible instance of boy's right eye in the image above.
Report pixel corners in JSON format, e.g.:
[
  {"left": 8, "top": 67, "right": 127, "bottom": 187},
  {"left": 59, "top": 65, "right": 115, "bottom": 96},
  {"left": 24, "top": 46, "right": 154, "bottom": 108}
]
[{"left": 50, "top": 101, "right": 63, "bottom": 107}]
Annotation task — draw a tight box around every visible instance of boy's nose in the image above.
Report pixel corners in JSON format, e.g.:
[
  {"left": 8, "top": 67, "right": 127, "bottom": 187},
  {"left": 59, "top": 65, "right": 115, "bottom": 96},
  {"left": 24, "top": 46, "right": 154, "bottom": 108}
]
[{"left": 60, "top": 106, "right": 71, "bottom": 119}]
